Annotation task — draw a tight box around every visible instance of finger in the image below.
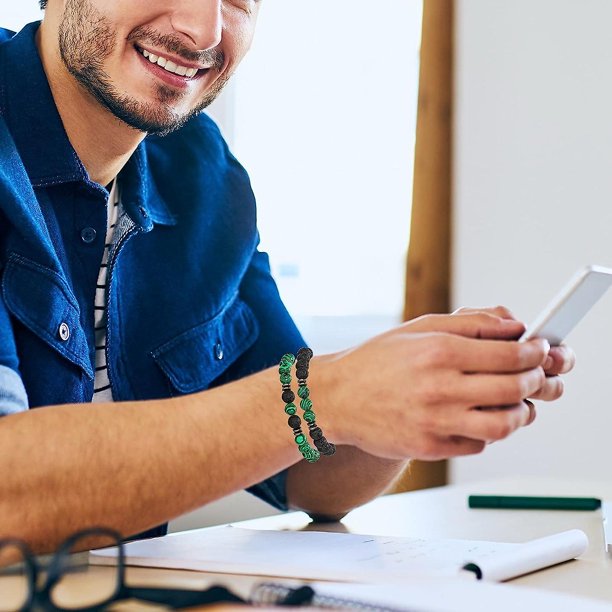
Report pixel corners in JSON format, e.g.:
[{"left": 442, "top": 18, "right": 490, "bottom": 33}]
[
  {"left": 529, "top": 375, "right": 565, "bottom": 401},
  {"left": 524, "top": 400, "right": 537, "bottom": 425},
  {"left": 453, "top": 367, "right": 546, "bottom": 406},
  {"left": 413, "top": 436, "right": 487, "bottom": 461},
  {"left": 453, "top": 305, "right": 518, "bottom": 321},
  {"left": 543, "top": 345, "right": 576, "bottom": 376},
  {"left": 435, "top": 403, "right": 531, "bottom": 441},
  {"left": 408, "top": 312, "right": 526, "bottom": 340},
  {"left": 432, "top": 335, "right": 549, "bottom": 373},
  {"left": 441, "top": 436, "right": 487, "bottom": 459}
]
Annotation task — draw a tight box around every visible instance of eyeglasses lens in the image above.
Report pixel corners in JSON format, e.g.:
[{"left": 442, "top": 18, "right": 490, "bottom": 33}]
[
  {"left": 0, "top": 543, "right": 30, "bottom": 612},
  {"left": 49, "top": 532, "right": 120, "bottom": 610}
]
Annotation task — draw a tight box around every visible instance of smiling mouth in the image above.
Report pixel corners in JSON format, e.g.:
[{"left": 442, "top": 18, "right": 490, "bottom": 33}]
[{"left": 135, "top": 46, "right": 206, "bottom": 79}]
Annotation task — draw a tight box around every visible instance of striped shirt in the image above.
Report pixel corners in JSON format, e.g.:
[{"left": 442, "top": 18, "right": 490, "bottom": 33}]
[{"left": 92, "top": 180, "right": 120, "bottom": 403}]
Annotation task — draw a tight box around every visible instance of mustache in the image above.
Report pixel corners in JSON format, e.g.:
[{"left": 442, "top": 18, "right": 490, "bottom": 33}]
[{"left": 127, "top": 26, "right": 225, "bottom": 70}]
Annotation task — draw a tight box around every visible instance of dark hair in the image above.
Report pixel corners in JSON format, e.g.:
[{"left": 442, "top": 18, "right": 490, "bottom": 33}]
[{"left": 40, "top": 0, "right": 47, "bottom": 9}]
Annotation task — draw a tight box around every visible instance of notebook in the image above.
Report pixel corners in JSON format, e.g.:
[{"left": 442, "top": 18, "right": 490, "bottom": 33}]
[
  {"left": 90, "top": 525, "right": 588, "bottom": 583},
  {"left": 248, "top": 578, "right": 611, "bottom": 612}
]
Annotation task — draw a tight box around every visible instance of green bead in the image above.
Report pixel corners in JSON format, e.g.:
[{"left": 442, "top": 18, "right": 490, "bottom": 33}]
[
  {"left": 300, "top": 398, "right": 313, "bottom": 411},
  {"left": 280, "top": 353, "right": 296, "bottom": 366},
  {"left": 297, "top": 386, "right": 310, "bottom": 399},
  {"left": 279, "top": 365, "right": 291, "bottom": 375},
  {"left": 303, "top": 410, "right": 316, "bottom": 423},
  {"left": 280, "top": 373, "right": 292, "bottom": 384},
  {"left": 294, "top": 434, "right": 306, "bottom": 445},
  {"left": 299, "top": 444, "right": 321, "bottom": 463},
  {"left": 284, "top": 404, "right": 297, "bottom": 415}
]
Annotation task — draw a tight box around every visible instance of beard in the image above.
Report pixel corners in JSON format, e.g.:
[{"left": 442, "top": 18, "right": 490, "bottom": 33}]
[{"left": 58, "top": 0, "right": 229, "bottom": 136}]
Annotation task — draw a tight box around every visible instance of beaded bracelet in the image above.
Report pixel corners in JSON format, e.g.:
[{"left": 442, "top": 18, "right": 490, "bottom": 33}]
[
  {"left": 295, "top": 347, "right": 336, "bottom": 457},
  {"left": 279, "top": 353, "right": 320, "bottom": 463},
  {"left": 279, "top": 349, "right": 335, "bottom": 462}
]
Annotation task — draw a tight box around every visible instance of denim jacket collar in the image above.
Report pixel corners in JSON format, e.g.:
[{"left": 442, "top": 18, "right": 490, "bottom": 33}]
[
  {"left": 120, "top": 143, "right": 177, "bottom": 229},
  {"left": 0, "top": 22, "right": 86, "bottom": 188},
  {"left": 0, "top": 21, "right": 176, "bottom": 229}
]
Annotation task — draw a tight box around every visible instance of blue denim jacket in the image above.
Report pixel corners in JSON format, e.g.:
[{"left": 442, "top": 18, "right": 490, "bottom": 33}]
[{"left": 0, "top": 22, "right": 306, "bottom": 520}]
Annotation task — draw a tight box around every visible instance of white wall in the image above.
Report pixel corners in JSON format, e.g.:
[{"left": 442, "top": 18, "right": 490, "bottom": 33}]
[
  {"left": 452, "top": 0, "right": 612, "bottom": 484},
  {"left": 2, "top": 4, "right": 42, "bottom": 32},
  {"left": 231, "top": 0, "right": 421, "bottom": 322}
]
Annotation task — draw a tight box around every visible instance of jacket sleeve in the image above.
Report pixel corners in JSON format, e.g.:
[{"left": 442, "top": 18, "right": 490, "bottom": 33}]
[
  {"left": 0, "top": 290, "right": 28, "bottom": 416},
  {"left": 210, "top": 244, "right": 308, "bottom": 511}
]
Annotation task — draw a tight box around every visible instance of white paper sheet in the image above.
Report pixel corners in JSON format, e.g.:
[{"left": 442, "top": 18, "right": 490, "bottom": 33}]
[
  {"left": 465, "top": 529, "right": 588, "bottom": 582},
  {"left": 90, "top": 526, "right": 588, "bottom": 583}
]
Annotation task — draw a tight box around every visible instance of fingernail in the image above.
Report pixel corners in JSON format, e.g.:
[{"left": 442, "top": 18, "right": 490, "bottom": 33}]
[{"left": 544, "top": 356, "right": 553, "bottom": 370}]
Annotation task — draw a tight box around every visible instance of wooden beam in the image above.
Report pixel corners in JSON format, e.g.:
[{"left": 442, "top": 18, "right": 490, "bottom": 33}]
[{"left": 394, "top": 0, "right": 454, "bottom": 493}]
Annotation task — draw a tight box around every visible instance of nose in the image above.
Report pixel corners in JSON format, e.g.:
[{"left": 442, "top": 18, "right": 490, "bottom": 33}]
[{"left": 171, "top": 0, "right": 223, "bottom": 51}]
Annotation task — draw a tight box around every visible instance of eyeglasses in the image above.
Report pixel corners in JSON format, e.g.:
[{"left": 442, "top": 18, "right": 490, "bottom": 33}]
[{"left": 0, "top": 527, "right": 246, "bottom": 611}]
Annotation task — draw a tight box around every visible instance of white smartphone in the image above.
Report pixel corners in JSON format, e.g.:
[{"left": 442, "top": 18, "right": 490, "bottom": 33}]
[{"left": 519, "top": 265, "right": 612, "bottom": 345}]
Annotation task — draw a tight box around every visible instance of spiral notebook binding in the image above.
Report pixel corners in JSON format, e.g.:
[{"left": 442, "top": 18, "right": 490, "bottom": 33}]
[{"left": 250, "top": 582, "right": 410, "bottom": 612}]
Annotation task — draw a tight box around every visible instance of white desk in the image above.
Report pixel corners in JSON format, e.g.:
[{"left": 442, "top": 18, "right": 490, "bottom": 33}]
[{"left": 7, "top": 478, "right": 612, "bottom": 609}]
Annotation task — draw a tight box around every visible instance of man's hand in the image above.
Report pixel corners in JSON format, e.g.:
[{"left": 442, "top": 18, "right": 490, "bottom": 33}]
[
  {"left": 452, "top": 306, "right": 576, "bottom": 402},
  {"left": 324, "top": 309, "right": 571, "bottom": 462}
]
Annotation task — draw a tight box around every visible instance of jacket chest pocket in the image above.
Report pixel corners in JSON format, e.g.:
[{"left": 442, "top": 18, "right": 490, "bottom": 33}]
[
  {"left": 2, "top": 253, "right": 94, "bottom": 380},
  {"left": 151, "top": 295, "right": 259, "bottom": 394}
]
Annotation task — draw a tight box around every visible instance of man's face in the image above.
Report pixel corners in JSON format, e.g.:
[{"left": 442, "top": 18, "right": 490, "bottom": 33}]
[{"left": 57, "top": 0, "right": 260, "bottom": 135}]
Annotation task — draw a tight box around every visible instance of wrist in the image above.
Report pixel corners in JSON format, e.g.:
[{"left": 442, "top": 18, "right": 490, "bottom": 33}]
[{"left": 306, "top": 350, "right": 350, "bottom": 447}]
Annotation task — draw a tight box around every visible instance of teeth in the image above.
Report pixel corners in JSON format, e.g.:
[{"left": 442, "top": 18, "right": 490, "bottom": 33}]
[{"left": 139, "top": 48, "right": 198, "bottom": 78}]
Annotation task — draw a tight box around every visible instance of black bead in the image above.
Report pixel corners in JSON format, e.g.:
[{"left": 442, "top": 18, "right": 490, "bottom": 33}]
[
  {"left": 322, "top": 444, "right": 336, "bottom": 456},
  {"left": 314, "top": 437, "right": 328, "bottom": 449},
  {"left": 315, "top": 439, "right": 336, "bottom": 455},
  {"left": 297, "top": 347, "right": 314, "bottom": 360},
  {"left": 287, "top": 415, "right": 301, "bottom": 429},
  {"left": 296, "top": 368, "right": 308, "bottom": 379},
  {"left": 282, "top": 390, "right": 295, "bottom": 403},
  {"left": 309, "top": 427, "right": 324, "bottom": 441}
]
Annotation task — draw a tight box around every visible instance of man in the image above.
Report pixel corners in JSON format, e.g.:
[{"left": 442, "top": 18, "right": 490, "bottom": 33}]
[{"left": 0, "top": 0, "right": 573, "bottom": 553}]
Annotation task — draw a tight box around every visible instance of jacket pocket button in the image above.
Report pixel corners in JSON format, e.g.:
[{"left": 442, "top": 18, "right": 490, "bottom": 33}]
[
  {"left": 58, "top": 322, "right": 71, "bottom": 342},
  {"left": 214, "top": 342, "right": 224, "bottom": 360}
]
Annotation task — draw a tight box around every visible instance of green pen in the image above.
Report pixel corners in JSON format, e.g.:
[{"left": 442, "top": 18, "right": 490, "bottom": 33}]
[{"left": 468, "top": 495, "right": 602, "bottom": 511}]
